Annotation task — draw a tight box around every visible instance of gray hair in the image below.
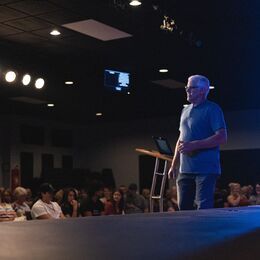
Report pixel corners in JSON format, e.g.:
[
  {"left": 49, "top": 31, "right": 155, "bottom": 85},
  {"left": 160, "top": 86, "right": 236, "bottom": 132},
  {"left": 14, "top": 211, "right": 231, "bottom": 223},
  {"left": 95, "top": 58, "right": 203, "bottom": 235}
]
[{"left": 188, "top": 75, "right": 210, "bottom": 97}]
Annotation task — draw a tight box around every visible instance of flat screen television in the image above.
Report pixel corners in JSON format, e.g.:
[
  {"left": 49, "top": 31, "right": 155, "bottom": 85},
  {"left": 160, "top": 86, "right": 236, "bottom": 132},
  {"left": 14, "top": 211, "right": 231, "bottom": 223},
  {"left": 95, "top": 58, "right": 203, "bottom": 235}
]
[{"left": 104, "top": 69, "right": 130, "bottom": 92}]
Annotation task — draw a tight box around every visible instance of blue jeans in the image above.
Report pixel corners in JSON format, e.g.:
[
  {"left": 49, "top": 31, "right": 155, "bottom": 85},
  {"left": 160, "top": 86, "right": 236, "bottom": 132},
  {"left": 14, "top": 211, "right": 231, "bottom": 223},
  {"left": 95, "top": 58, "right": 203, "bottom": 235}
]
[{"left": 176, "top": 173, "right": 218, "bottom": 210}]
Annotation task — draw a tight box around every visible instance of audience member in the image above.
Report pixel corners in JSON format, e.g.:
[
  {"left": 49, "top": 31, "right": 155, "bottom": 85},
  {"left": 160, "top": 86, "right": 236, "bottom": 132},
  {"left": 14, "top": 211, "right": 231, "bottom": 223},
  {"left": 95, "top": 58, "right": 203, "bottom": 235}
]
[
  {"left": 214, "top": 187, "right": 228, "bottom": 208},
  {"left": 31, "top": 183, "right": 65, "bottom": 220},
  {"left": 61, "top": 188, "right": 79, "bottom": 218},
  {"left": 249, "top": 184, "right": 260, "bottom": 205},
  {"left": 100, "top": 187, "right": 112, "bottom": 204},
  {"left": 119, "top": 185, "right": 128, "bottom": 201},
  {"left": 12, "top": 186, "right": 31, "bottom": 220},
  {"left": 227, "top": 183, "right": 249, "bottom": 207},
  {"left": 104, "top": 190, "right": 124, "bottom": 215},
  {"left": 25, "top": 188, "right": 34, "bottom": 208},
  {"left": 78, "top": 188, "right": 88, "bottom": 206},
  {"left": 2, "top": 188, "right": 13, "bottom": 204},
  {"left": 80, "top": 188, "right": 105, "bottom": 217},
  {"left": 240, "top": 186, "right": 251, "bottom": 206},
  {"left": 0, "top": 187, "right": 5, "bottom": 200},
  {"left": 141, "top": 188, "right": 150, "bottom": 211},
  {"left": 125, "top": 183, "right": 148, "bottom": 214},
  {"left": 0, "top": 188, "right": 16, "bottom": 222},
  {"left": 54, "top": 189, "right": 64, "bottom": 205},
  {"left": 165, "top": 186, "right": 179, "bottom": 212}
]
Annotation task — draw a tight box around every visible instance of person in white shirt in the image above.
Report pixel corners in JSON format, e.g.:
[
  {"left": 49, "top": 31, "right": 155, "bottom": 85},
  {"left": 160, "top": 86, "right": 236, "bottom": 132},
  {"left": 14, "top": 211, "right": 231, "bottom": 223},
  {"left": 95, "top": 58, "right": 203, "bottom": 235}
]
[{"left": 31, "top": 183, "right": 65, "bottom": 220}]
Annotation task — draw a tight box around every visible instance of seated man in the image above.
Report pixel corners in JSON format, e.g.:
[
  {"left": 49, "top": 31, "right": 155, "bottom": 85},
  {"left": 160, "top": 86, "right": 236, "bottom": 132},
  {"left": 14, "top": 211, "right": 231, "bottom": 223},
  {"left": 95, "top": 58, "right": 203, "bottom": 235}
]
[
  {"left": 80, "top": 188, "right": 105, "bottom": 217},
  {"left": 125, "top": 183, "right": 148, "bottom": 214},
  {"left": 31, "top": 183, "right": 65, "bottom": 220}
]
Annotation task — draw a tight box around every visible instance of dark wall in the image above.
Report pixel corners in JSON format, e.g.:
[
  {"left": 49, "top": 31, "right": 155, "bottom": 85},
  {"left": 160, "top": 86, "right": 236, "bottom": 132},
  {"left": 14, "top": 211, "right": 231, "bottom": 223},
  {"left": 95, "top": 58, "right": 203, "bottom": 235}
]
[{"left": 220, "top": 149, "right": 260, "bottom": 186}]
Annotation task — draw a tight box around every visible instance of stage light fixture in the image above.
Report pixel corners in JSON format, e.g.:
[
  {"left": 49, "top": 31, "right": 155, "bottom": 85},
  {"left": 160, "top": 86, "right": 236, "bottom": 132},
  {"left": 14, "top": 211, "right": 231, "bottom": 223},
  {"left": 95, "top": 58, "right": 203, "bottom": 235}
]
[
  {"left": 50, "top": 29, "right": 61, "bottom": 36},
  {"left": 22, "top": 74, "right": 31, "bottom": 86},
  {"left": 96, "top": 112, "right": 102, "bottom": 116},
  {"left": 129, "top": 1, "right": 142, "bottom": 6},
  {"left": 159, "top": 69, "right": 168, "bottom": 73},
  {"left": 47, "top": 103, "right": 54, "bottom": 107},
  {"left": 210, "top": 86, "right": 215, "bottom": 89},
  {"left": 5, "top": 71, "right": 16, "bottom": 82},
  {"left": 35, "top": 78, "right": 45, "bottom": 89},
  {"left": 160, "top": 16, "right": 177, "bottom": 32}
]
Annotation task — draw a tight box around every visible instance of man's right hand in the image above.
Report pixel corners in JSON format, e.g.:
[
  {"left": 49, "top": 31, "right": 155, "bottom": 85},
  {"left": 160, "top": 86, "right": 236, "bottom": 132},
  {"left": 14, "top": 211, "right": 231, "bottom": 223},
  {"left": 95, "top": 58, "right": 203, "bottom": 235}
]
[{"left": 168, "top": 166, "right": 178, "bottom": 179}]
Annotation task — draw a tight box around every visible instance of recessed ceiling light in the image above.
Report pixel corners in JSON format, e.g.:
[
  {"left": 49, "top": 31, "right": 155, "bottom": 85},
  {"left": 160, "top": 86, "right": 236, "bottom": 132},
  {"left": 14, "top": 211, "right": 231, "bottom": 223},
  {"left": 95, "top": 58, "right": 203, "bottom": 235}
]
[
  {"left": 5, "top": 71, "right": 16, "bottom": 82},
  {"left": 209, "top": 86, "right": 215, "bottom": 89},
  {"left": 47, "top": 103, "right": 54, "bottom": 107},
  {"left": 50, "top": 29, "right": 61, "bottom": 36},
  {"left": 22, "top": 74, "right": 31, "bottom": 86},
  {"left": 129, "top": 0, "right": 142, "bottom": 6},
  {"left": 35, "top": 78, "right": 45, "bottom": 89},
  {"left": 159, "top": 69, "right": 168, "bottom": 73},
  {"left": 96, "top": 112, "right": 102, "bottom": 116},
  {"left": 65, "top": 81, "right": 74, "bottom": 85}
]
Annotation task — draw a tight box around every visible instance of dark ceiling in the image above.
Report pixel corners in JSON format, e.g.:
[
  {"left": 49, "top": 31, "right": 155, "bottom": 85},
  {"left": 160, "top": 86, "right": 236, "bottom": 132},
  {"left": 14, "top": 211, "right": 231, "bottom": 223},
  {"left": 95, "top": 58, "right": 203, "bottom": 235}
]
[{"left": 0, "top": 0, "right": 259, "bottom": 124}]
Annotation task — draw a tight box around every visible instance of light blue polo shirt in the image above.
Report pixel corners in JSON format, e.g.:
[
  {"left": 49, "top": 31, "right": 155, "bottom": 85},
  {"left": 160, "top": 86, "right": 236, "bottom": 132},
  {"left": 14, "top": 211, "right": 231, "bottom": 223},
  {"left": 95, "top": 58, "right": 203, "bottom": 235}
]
[{"left": 179, "top": 100, "right": 226, "bottom": 175}]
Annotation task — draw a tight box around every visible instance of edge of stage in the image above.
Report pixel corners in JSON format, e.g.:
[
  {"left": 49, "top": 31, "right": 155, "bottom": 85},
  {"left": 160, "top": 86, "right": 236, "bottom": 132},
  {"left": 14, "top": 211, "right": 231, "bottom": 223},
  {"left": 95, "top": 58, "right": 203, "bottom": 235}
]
[{"left": 2, "top": 206, "right": 260, "bottom": 260}]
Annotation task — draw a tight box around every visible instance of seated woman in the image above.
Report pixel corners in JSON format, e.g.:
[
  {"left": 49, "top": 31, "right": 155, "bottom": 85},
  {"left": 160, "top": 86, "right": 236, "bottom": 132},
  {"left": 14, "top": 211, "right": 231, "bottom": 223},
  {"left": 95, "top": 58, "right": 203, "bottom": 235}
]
[
  {"left": 104, "top": 190, "right": 124, "bottom": 215},
  {"left": 12, "top": 186, "right": 31, "bottom": 220},
  {"left": 0, "top": 188, "right": 16, "bottom": 222},
  {"left": 100, "top": 187, "right": 112, "bottom": 204},
  {"left": 31, "top": 183, "right": 65, "bottom": 220},
  {"left": 61, "top": 188, "right": 79, "bottom": 218}
]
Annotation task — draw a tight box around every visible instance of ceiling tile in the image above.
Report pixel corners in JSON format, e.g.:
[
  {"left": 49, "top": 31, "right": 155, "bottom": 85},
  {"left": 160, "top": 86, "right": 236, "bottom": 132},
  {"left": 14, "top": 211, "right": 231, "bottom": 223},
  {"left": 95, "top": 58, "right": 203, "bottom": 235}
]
[
  {"left": 3, "top": 32, "right": 46, "bottom": 43},
  {"left": 0, "top": 23, "right": 23, "bottom": 36},
  {"left": 37, "top": 9, "right": 85, "bottom": 25},
  {"left": 4, "top": 17, "right": 52, "bottom": 31},
  {"left": 0, "top": 0, "right": 19, "bottom": 4},
  {"left": 7, "top": 0, "right": 60, "bottom": 15},
  {"left": 0, "top": 6, "right": 28, "bottom": 22}
]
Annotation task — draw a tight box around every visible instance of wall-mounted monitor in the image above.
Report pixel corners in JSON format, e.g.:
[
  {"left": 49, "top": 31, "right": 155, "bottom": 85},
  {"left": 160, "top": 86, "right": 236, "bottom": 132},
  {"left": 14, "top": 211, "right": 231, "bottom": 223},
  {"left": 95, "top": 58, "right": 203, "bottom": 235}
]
[{"left": 104, "top": 69, "right": 130, "bottom": 92}]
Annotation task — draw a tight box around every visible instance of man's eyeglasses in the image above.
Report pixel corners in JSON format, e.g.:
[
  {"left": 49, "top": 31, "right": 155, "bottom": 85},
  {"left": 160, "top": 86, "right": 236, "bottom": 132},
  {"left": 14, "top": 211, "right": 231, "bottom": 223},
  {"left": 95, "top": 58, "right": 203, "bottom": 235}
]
[{"left": 184, "top": 86, "right": 200, "bottom": 91}]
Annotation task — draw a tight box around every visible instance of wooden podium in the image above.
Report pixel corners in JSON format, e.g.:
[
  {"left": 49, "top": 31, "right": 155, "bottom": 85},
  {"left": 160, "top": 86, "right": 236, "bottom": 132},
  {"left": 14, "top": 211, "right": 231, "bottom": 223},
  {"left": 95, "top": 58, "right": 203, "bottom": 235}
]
[{"left": 136, "top": 148, "right": 173, "bottom": 212}]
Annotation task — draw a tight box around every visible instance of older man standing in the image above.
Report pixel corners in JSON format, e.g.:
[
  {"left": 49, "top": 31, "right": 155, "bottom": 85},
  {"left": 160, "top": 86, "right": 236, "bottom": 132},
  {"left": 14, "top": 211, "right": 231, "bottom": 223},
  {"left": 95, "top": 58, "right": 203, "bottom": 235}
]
[{"left": 168, "top": 75, "right": 227, "bottom": 210}]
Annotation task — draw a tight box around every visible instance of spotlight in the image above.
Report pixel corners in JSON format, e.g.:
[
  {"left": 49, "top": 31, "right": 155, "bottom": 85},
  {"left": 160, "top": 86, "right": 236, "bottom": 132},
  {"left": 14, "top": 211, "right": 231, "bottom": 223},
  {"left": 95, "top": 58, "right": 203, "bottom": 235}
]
[
  {"left": 47, "top": 103, "right": 54, "bottom": 107},
  {"left": 5, "top": 71, "right": 16, "bottom": 82},
  {"left": 129, "top": 1, "right": 142, "bottom": 6},
  {"left": 96, "top": 112, "right": 102, "bottom": 117},
  {"left": 210, "top": 86, "right": 215, "bottom": 89},
  {"left": 35, "top": 78, "right": 45, "bottom": 89},
  {"left": 22, "top": 74, "right": 31, "bottom": 86},
  {"left": 50, "top": 29, "right": 61, "bottom": 36}
]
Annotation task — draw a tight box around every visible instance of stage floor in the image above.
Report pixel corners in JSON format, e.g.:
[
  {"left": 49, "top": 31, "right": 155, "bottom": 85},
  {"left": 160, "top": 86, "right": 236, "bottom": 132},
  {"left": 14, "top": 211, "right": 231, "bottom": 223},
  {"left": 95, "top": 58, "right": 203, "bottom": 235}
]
[{"left": 2, "top": 207, "right": 260, "bottom": 259}]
